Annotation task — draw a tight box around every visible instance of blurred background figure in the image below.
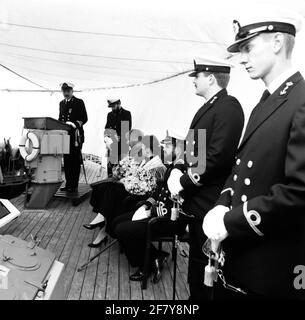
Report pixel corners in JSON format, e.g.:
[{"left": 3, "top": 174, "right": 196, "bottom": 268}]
[{"left": 104, "top": 98, "right": 132, "bottom": 176}]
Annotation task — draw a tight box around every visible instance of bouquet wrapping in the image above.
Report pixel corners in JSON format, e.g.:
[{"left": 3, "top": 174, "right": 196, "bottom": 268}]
[
  {"left": 120, "top": 156, "right": 166, "bottom": 196},
  {"left": 112, "top": 156, "right": 139, "bottom": 180}
]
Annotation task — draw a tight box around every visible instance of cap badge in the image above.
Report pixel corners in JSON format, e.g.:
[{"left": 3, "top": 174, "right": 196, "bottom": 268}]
[{"left": 280, "top": 81, "right": 293, "bottom": 95}]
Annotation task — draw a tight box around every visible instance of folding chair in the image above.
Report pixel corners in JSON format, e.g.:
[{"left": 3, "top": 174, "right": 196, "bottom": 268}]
[{"left": 141, "top": 214, "right": 191, "bottom": 300}]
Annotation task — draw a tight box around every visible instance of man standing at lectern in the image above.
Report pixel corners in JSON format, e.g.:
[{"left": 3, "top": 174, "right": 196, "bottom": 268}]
[{"left": 59, "top": 82, "right": 88, "bottom": 192}]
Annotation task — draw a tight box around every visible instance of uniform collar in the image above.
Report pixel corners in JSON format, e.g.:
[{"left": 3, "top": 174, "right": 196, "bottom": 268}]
[
  {"left": 267, "top": 68, "right": 297, "bottom": 94},
  {"left": 206, "top": 88, "right": 227, "bottom": 105},
  {"left": 65, "top": 96, "right": 74, "bottom": 103},
  {"left": 190, "top": 89, "right": 227, "bottom": 128},
  {"left": 238, "top": 71, "right": 303, "bottom": 150},
  {"left": 112, "top": 107, "right": 123, "bottom": 114}
]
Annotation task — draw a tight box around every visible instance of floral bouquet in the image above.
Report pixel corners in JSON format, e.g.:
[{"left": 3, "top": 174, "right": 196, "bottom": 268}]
[
  {"left": 112, "top": 156, "right": 139, "bottom": 180},
  {"left": 120, "top": 156, "right": 166, "bottom": 196}
]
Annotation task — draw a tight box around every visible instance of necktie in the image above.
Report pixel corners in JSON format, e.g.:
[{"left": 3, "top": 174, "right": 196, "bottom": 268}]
[
  {"left": 247, "top": 89, "right": 271, "bottom": 125},
  {"left": 259, "top": 89, "right": 271, "bottom": 103}
]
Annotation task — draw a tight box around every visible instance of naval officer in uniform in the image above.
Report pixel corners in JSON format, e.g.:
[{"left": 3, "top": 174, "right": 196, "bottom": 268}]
[
  {"left": 203, "top": 12, "right": 305, "bottom": 299},
  {"left": 167, "top": 59, "right": 244, "bottom": 300},
  {"left": 59, "top": 82, "right": 88, "bottom": 192},
  {"left": 104, "top": 98, "right": 132, "bottom": 175}
]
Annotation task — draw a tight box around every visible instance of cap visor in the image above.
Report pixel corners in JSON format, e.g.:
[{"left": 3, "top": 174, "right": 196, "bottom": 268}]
[
  {"left": 188, "top": 71, "right": 198, "bottom": 77},
  {"left": 227, "top": 33, "right": 259, "bottom": 53}
]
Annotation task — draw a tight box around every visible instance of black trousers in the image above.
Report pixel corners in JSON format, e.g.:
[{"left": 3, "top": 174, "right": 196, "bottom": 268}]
[
  {"left": 90, "top": 180, "right": 147, "bottom": 236},
  {"left": 63, "top": 144, "right": 82, "bottom": 189},
  {"left": 113, "top": 212, "right": 187, "bottom": 269},
  {"left": 188, "top": 218, "right": 214, "bottom": 301}
]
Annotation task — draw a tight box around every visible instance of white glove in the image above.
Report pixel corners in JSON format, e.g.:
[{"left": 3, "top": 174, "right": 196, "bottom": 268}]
[
  {"left": 132, "top": 205, "right": 151, "bottom": 221},
  {"left": 104, "top": 136, "right": 113, "bottom": 147},
  {"left": 66, "top": 121, "right": 76, "bottom": 129},
  {"left": 167, "top": 169, "right": 184, "bottom": 197},
  {"left": 202, "top": 205, "right": 230, "bottom": 241}
]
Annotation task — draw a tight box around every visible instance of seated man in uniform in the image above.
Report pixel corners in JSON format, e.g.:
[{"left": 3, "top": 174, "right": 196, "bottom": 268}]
[
  {"left": 113, "top": 130, "right": 188, "bottom": 283},
  {"left": 59, "top": 82, "right": 88, "bottom": 192}
]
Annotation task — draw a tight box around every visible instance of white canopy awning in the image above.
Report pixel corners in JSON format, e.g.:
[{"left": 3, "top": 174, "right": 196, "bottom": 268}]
[
  {"left": 0, "top": 0, "right": 305, "bottom": 155},
  {"left": 0, "top": 0, "right": 303, "bottom": 91}
]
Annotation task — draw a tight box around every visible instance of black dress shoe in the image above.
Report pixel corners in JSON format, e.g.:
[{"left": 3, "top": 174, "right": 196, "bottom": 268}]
[
  {"left": 83, "top": 221, "right": 105, "bottom": 230},
  {"left": 68, "top": 188, "right": 78, "bottom": 193},
  {"left": 88, "top": 236, "right": 108, "bottom": 248},
  {"left": 152, "top": 251, "right": 169, "bottom": 284},
  {"left": 60, "top": 186, "right": 70, "bottom": 192},
  {"left": 129, "top": 268, "right": 145, "bottom": 282}
]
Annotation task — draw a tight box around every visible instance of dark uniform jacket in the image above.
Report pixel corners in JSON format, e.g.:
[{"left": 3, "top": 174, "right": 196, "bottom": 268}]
[
  {"left": 105, "top": 107, "right": 132, "bottom": 138},
  {"left": 216, "top": 72, "right": 305, "bottom": 299},
  {"left": 59, "top": 96, "right": 88, "bottom": 145},
  {"left": 144, "top": 159, "right": 186, "bottom": 218},
  {"left": 179, "top": 88, "right": 244, "bottom": 218}
]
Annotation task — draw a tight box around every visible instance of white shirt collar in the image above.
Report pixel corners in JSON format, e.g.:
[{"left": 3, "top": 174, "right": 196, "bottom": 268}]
[
  {"left": 267, "top": 68, "right": 297, "bottom": 94},
  {"left": 65, "top": 96, "right": 74, "bottom": 102}
]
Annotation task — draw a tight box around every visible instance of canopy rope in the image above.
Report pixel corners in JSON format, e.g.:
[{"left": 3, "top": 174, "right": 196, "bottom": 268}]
[
  {"left": 0, "top": 51, "right": 169, "bottom": 74},
  {"left": 75, "top": 69, "right": 193, "bottom": 91},
  {"left": 0, "top": 42, "right": 194, "bottom": 65},
  {"left": 0, "top": 69, "right": 192, "bottom": 92},
  {"left": 0, "top": 21, "right": 227, "bottom": 46},
  {"left": 0, "top": 63, "right": 49, "bottom": 90}
]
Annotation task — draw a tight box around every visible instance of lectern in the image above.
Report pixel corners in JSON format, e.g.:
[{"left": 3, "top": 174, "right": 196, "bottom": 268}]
[{"left": 19, "top": 117, "right": 71, "bottom": 209}]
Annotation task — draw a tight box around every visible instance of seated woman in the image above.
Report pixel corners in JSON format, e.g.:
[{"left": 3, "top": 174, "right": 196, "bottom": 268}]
[
  {"left": 113, "top": 131, "right": 188, "bottom": 283},
  {"left": 84, "top": 129, "right": 143, "bottom": 230},
  {"left": 84, "top": 133, "right": 164, "bottom": 248}
]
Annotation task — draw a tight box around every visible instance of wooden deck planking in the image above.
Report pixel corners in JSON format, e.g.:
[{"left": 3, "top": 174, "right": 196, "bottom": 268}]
[
  {"left": 79, "top": 236, "right": 101, "bottom": 301},
  {"left": 23, "top": 203, "right": 62, "bottom": 243},
  {"left": 118, "top": 251, "right": 132, "bottom": 300},
  {"left": 93, "top": 239, "right": 111, "bottom": 300},
  {"left": 57, "top": 201, "right": 89, "bottom": 296},
  {"left": 142, "top": 276, "right": 155, "bottom": 300},
  {"left": 129, "top": 271, "right": 144, "bottom": 300},
  {"left": 38, "top": 200, "right": 70, "bottom": 249},
  {"left": 163, "top": 243, "right": 190, "bottom": 299},
  {"left": 0, "top": 161, "right": 190, "bottom": 300},
  {"left": 46, "top": 201, "right": 79, "bottom": 254},
  {"left": 52, "top": 200, "right": 85, "bottom": 261},
  {"left": 66, "top": 208, "right": 97, "bottom": 300},
  {"left": 0, "top": 202, "right": 28, "bottom": 235},
  {"left": 105, "top": 241, "right": 120, "bottom": 300},
  {"left": 163, "top": 243, "right": 190, "bottom": 300}
]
